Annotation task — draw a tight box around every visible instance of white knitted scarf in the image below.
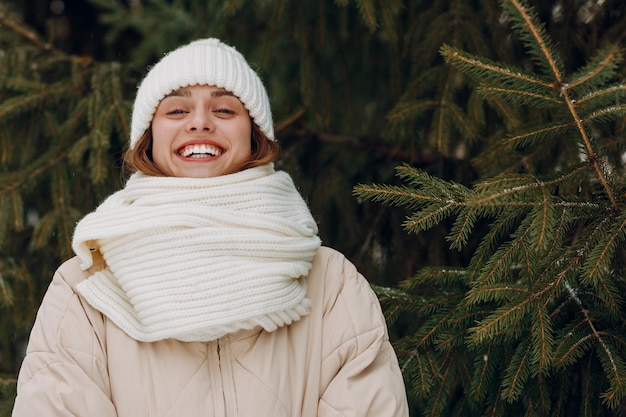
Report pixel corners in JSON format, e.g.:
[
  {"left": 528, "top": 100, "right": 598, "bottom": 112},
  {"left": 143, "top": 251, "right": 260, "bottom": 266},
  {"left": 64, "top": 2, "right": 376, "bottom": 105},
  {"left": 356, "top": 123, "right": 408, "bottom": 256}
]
[{"left": 72, "top": 164, "right": 321, "bottom": 342}]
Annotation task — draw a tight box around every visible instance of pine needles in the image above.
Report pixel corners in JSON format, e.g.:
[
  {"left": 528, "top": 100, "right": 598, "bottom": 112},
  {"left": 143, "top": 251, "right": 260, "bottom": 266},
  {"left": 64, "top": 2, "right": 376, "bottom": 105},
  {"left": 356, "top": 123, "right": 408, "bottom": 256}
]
[
  {"left": 0, "top": 7, "right": 132, "bottom": 406},
  {"left": 355, "top": 0, "right": 626, "bottom": 415}
]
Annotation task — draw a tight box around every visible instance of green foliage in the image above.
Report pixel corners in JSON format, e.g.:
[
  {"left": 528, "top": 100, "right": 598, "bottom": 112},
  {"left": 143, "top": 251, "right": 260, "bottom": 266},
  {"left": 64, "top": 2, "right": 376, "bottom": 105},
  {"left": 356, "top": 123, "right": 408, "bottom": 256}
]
[{"left": 356, "top": 0, "right": 626, "bottom": 415}]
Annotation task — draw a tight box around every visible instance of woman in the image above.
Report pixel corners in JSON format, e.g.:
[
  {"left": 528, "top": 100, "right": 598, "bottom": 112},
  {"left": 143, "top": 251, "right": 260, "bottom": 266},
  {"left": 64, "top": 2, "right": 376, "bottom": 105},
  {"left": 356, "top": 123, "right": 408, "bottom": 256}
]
[{"left": 12, "top": 38, "right": 409, "bottom": 417}]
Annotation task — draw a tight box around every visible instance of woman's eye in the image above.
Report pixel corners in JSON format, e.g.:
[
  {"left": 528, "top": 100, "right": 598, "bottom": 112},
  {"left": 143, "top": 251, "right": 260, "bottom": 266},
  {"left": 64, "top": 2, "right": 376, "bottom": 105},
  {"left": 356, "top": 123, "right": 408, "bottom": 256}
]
[
  {"left": 215, "top": 108, "right": 235, "bottom": 114},
  {"left": 167, "top": 109, "right": 186, "bottom": 115}
]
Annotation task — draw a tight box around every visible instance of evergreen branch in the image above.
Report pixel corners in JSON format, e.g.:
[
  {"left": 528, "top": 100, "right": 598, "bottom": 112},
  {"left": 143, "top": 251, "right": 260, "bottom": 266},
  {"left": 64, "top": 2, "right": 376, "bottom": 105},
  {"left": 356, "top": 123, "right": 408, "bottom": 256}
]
[
  {"left": 555, "top": 201, "right": 600, "bottom": 210},
  {"left": 584, "top": 104, "right": 626, "bottom": 124},
  {"left": 354, "top": 0, "right": 377, "bottom": 31},
  {"left": 501, "top": 122, "right": 572, "bottom": 150},
  {"left": 0, "top": 151, "right": 66, "bottom": 196},
  {"left": 466, "top": 284, "right": 531, "bottom": 305},
  {"left": 403, "top": 202, "right": 457, "bottom": 234},
  {"left": 546, "top": 209, "right": 572, "bottom": 261},
  {"left": 543, "top": 214, "right": 612, "bottom": 299},
  {"left": 471, "top": 344, "right": 494, "bottom": 402},
  {"left": 532, "top": 186, "right": 551, "bottom": 251},
  {"left": 575, "top": 84, "right": 626, "bottom": 108},
  {"left": 376, "top": 0, "right": 399, "bottom": 42},
  {"left": 581, "top": 362, "right": 595, "bottom": 416},
  {"left": 431, "top": 76, "right": 460, "bottom": 151},
  {"left": 581, "top": 213, "right": 626, "bottom": 317},
  {"left": 494, "top": 1, "right": 620, "bottom": 213},
  {"left": 0, "top": 84, "right": 69, "bottom": 121},
  {"left": 55, "top": 171, "right": 74, "bottom": 256},
  {"left": 534, "top": 376, "right": 553, "bottom": 415},
  {"left": 354, "top": 183, "right": 446, "bottom": 207},
  {"left": 563, "top": 281, "right": 624, "bottom": 404},
  {"left": 554, "top": 321, "right": 592, "bottom": 365},
  {"left": 0, "top": 12, "right": 49, "bottom": 49},
  {"left": 502, "top": 339, "right": 532, "bottom": 402},
  {"left": 472, "top": 168, "right": 599, "bottom": 209},
  {"left": 275, "top": 107, "right": 306, "bottom": 132},
  {"left": 395, "top": 164, "right": 463, "bottom": 198},
  {"left": 470, "top": 295, "right": 532, "bottom": 344},
  {"left": 489, "top": 98, "right": 522, "bottom": 130},
  {"left": 9, "top": 190, "right": 23, "bottom": 231},
  {"left": 474, "top": 166, "right": 584, "bottom": 192},
  {"left": 416, "top": 303, "right": 464, "bottom": 348},
  {"left": 221, "top": 0, "right": 244, "bottom": 15},
  {"left": 0, "top": 129, "right": 6, "bottom": 166},
  {"left": 0, "top": 272, "right": 13, "bottom": 306},
  {"left": 569, "top": 45, "right": 623, "bottom": 90},
  {"left": 30, "top": 209, "right": 57, "bottom": 250},
  {"left": 467, "top": 210, "right": 526, "bottom": 283},
  {"left": 472, "top": 136, "right": 531, "bottom": 177},
  {"left": 478, "top": 86, "right": 562, "bottom": 108},
  {"left": 436, "top": 309, "right": 486, "bottom": 350},
  {"left": 114, "top": 102, "right": 130, "bottom": 144},
  {"left": 433, "top": 104, "right": 448, "bottom": 152},
  {"left": 386, "top": 100, "right": 440, "bottom": 123},
  {"left": 410, "top": 267, "right": 467, "bottom": 287},
  {"left": 441, "top": 44, "right": 552, "bottom": 89},
  {"left": 502, "top": 0, "right": 563, "bottom": 83},
  {"left": 472, "top": 179, "right": 541, "bottom": 206},
  {"left": 531, "top": 302, "right": 554, "bottom": 373},
  {"left": 424, "top": 352, "right": 457, "bottom": 417},
  {"left": 559, "top": 84, "right": 618, "bottom": 209},
  {"left": 400, "top": 348, "right": 437, "bottom": 395},
  {"left": 447, "top": 100, "right": 478, "bottom": 141},
  {"left": 403, "top": 199, "right": 596, "bottom": 211},
  {"left": 448, "top": 207, "right": 477, "bottom": 250}
]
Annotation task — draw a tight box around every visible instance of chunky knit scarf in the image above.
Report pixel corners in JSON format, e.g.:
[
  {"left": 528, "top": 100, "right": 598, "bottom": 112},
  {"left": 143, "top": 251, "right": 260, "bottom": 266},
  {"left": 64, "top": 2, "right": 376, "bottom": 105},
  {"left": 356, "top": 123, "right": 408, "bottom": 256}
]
[{"left": 72, "top": 164, "right": 321, "bottom": 342}]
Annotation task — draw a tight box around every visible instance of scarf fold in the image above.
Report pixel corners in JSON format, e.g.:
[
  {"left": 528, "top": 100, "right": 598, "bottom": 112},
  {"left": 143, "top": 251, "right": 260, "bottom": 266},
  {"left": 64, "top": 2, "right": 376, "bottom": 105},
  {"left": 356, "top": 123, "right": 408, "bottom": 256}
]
[{"left": 72, "top": 164, "right": 321, "bottom": 342}]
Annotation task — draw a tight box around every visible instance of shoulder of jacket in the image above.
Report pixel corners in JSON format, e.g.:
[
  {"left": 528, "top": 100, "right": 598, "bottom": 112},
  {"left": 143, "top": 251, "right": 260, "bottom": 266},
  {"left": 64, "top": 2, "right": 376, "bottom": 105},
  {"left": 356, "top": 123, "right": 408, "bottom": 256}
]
[
  {"left": 311, "top": 246, "right": 354, "bottom": 275},
  {"left": 23, "top": 254, "right": 108, "bottom": 354},
  {"left": 56, "top": 251, "right": 106, "bottom": 291},
  {"left": 16, "top": 256, "right": 110, "bottom": 398},
  {"left": 56, "top": 257, "right": 89, "bottom": 291},
  {"left": 309, "top": 246, "right": 387, "bottom": 335}
]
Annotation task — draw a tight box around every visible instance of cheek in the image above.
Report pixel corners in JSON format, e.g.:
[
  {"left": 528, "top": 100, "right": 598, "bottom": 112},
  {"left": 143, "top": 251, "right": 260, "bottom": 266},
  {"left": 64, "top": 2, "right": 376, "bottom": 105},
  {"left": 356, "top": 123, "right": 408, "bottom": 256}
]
[
  {"left": 150, "top": 124, "right": 173, "bottom": 162},
  {"left": 234, "top": 128, "right": 253, "bottom": 157}
]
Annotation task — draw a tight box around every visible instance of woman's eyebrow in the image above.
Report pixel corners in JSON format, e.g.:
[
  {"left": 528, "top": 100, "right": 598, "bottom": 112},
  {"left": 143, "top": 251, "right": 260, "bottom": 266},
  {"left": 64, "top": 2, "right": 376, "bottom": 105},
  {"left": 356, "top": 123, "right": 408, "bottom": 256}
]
[
  {"left": 211, "top": 90, "right": 235, "bottom": 98},
  {"left": 163, "top": 89, "right": 235, "bottom": 98},
  {"left": 164, "top": 89, "right": 190, "bottom": 98}
]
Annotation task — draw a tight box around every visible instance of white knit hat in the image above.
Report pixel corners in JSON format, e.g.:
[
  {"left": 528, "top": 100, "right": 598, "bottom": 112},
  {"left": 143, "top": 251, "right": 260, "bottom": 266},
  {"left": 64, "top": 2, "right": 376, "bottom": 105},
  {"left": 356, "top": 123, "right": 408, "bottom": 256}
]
[{"left": 129, "top": 38, "right": 274, "bottom": 148}]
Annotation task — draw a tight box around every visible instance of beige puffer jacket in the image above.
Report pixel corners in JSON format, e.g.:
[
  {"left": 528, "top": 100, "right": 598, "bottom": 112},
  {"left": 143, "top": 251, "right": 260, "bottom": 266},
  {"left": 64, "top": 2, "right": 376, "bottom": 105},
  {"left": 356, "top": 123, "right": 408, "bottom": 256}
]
[{"left": 13, "top": 247, "right": 409, "bottom": 416}]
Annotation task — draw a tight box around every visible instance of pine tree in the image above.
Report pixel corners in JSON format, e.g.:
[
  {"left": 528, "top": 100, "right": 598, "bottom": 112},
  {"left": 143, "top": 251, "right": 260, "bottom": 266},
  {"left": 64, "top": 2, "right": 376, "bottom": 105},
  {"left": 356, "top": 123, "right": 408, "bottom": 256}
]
[{"left": 356, "top": 0, "right": 626, "bottom": 415}]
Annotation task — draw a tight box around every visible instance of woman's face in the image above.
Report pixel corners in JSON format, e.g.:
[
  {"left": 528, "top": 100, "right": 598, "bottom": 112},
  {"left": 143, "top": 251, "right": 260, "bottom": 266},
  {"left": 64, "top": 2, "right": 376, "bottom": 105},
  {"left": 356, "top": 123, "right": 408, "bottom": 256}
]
[{"left": 151, "top": 84, "right": 252, "bottom": 178}]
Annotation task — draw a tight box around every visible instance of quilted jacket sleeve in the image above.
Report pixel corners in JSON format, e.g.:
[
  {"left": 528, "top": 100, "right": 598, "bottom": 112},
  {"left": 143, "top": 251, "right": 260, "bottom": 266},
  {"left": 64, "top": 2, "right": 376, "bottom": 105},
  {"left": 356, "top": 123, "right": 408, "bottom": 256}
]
[
  {"left": 318, "top": 249, "right": 409, "bottom": 417},
  {"left": 12, "top": 258, "right": 117, "bottom": 417}
]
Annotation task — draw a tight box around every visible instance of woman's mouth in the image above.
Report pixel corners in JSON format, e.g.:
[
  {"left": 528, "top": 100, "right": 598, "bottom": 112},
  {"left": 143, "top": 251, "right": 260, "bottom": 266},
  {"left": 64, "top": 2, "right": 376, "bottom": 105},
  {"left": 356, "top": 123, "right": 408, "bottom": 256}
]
[{"left": 178, "top": 143, "right": 224, "bottom": 159}]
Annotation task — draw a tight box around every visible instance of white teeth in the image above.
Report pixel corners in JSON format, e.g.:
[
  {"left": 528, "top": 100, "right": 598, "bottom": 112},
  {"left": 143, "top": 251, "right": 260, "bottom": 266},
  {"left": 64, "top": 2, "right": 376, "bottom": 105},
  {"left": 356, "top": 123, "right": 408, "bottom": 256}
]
[{"left": 180, "top": 144, "right": 222, "bottom": 157}]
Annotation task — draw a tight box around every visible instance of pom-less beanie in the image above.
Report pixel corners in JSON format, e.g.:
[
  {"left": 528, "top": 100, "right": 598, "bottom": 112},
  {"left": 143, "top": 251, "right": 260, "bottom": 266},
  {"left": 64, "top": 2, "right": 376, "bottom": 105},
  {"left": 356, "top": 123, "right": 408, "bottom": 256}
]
[{"left": 129, "top": 38, "right": 274, "bottom": 148}]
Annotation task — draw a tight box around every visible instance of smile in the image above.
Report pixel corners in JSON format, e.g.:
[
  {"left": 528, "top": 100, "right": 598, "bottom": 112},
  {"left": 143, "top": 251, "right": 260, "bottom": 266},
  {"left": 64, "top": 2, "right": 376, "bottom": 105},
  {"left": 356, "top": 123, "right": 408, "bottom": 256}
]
[{"left": 178, "top": 143, "right": 223, "bottom": 158}]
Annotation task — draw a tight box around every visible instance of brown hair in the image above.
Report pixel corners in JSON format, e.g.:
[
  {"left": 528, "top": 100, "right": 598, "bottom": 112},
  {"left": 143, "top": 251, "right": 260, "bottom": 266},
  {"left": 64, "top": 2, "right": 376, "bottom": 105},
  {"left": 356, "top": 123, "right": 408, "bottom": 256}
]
[{"left": 122, "top": 120, "right": 280, "bottom": 177}]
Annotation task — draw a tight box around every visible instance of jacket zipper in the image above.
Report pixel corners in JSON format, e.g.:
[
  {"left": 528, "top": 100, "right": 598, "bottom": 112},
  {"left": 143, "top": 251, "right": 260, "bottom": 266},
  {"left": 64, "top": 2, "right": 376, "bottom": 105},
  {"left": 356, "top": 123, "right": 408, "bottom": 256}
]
[
  {"left": 217, "top": 338, "right": 238, "bottom": 417},
  {"left": 208, "top": 340, "right": 226, "bottom": 416}
]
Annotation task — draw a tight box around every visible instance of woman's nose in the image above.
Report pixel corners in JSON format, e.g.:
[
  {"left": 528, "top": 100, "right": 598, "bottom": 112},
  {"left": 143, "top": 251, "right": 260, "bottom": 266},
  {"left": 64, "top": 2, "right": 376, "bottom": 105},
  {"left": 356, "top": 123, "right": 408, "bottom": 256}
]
[{"left": 187, "top": 111, "right": 214, "bottom": 132}]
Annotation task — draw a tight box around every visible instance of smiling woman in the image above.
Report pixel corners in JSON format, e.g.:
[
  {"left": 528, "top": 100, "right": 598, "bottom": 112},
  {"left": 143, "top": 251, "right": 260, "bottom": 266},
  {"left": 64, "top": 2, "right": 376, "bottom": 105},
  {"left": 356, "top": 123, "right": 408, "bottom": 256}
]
[{"left": 12, "top": 38, "right": 409, "bottom": 417}]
